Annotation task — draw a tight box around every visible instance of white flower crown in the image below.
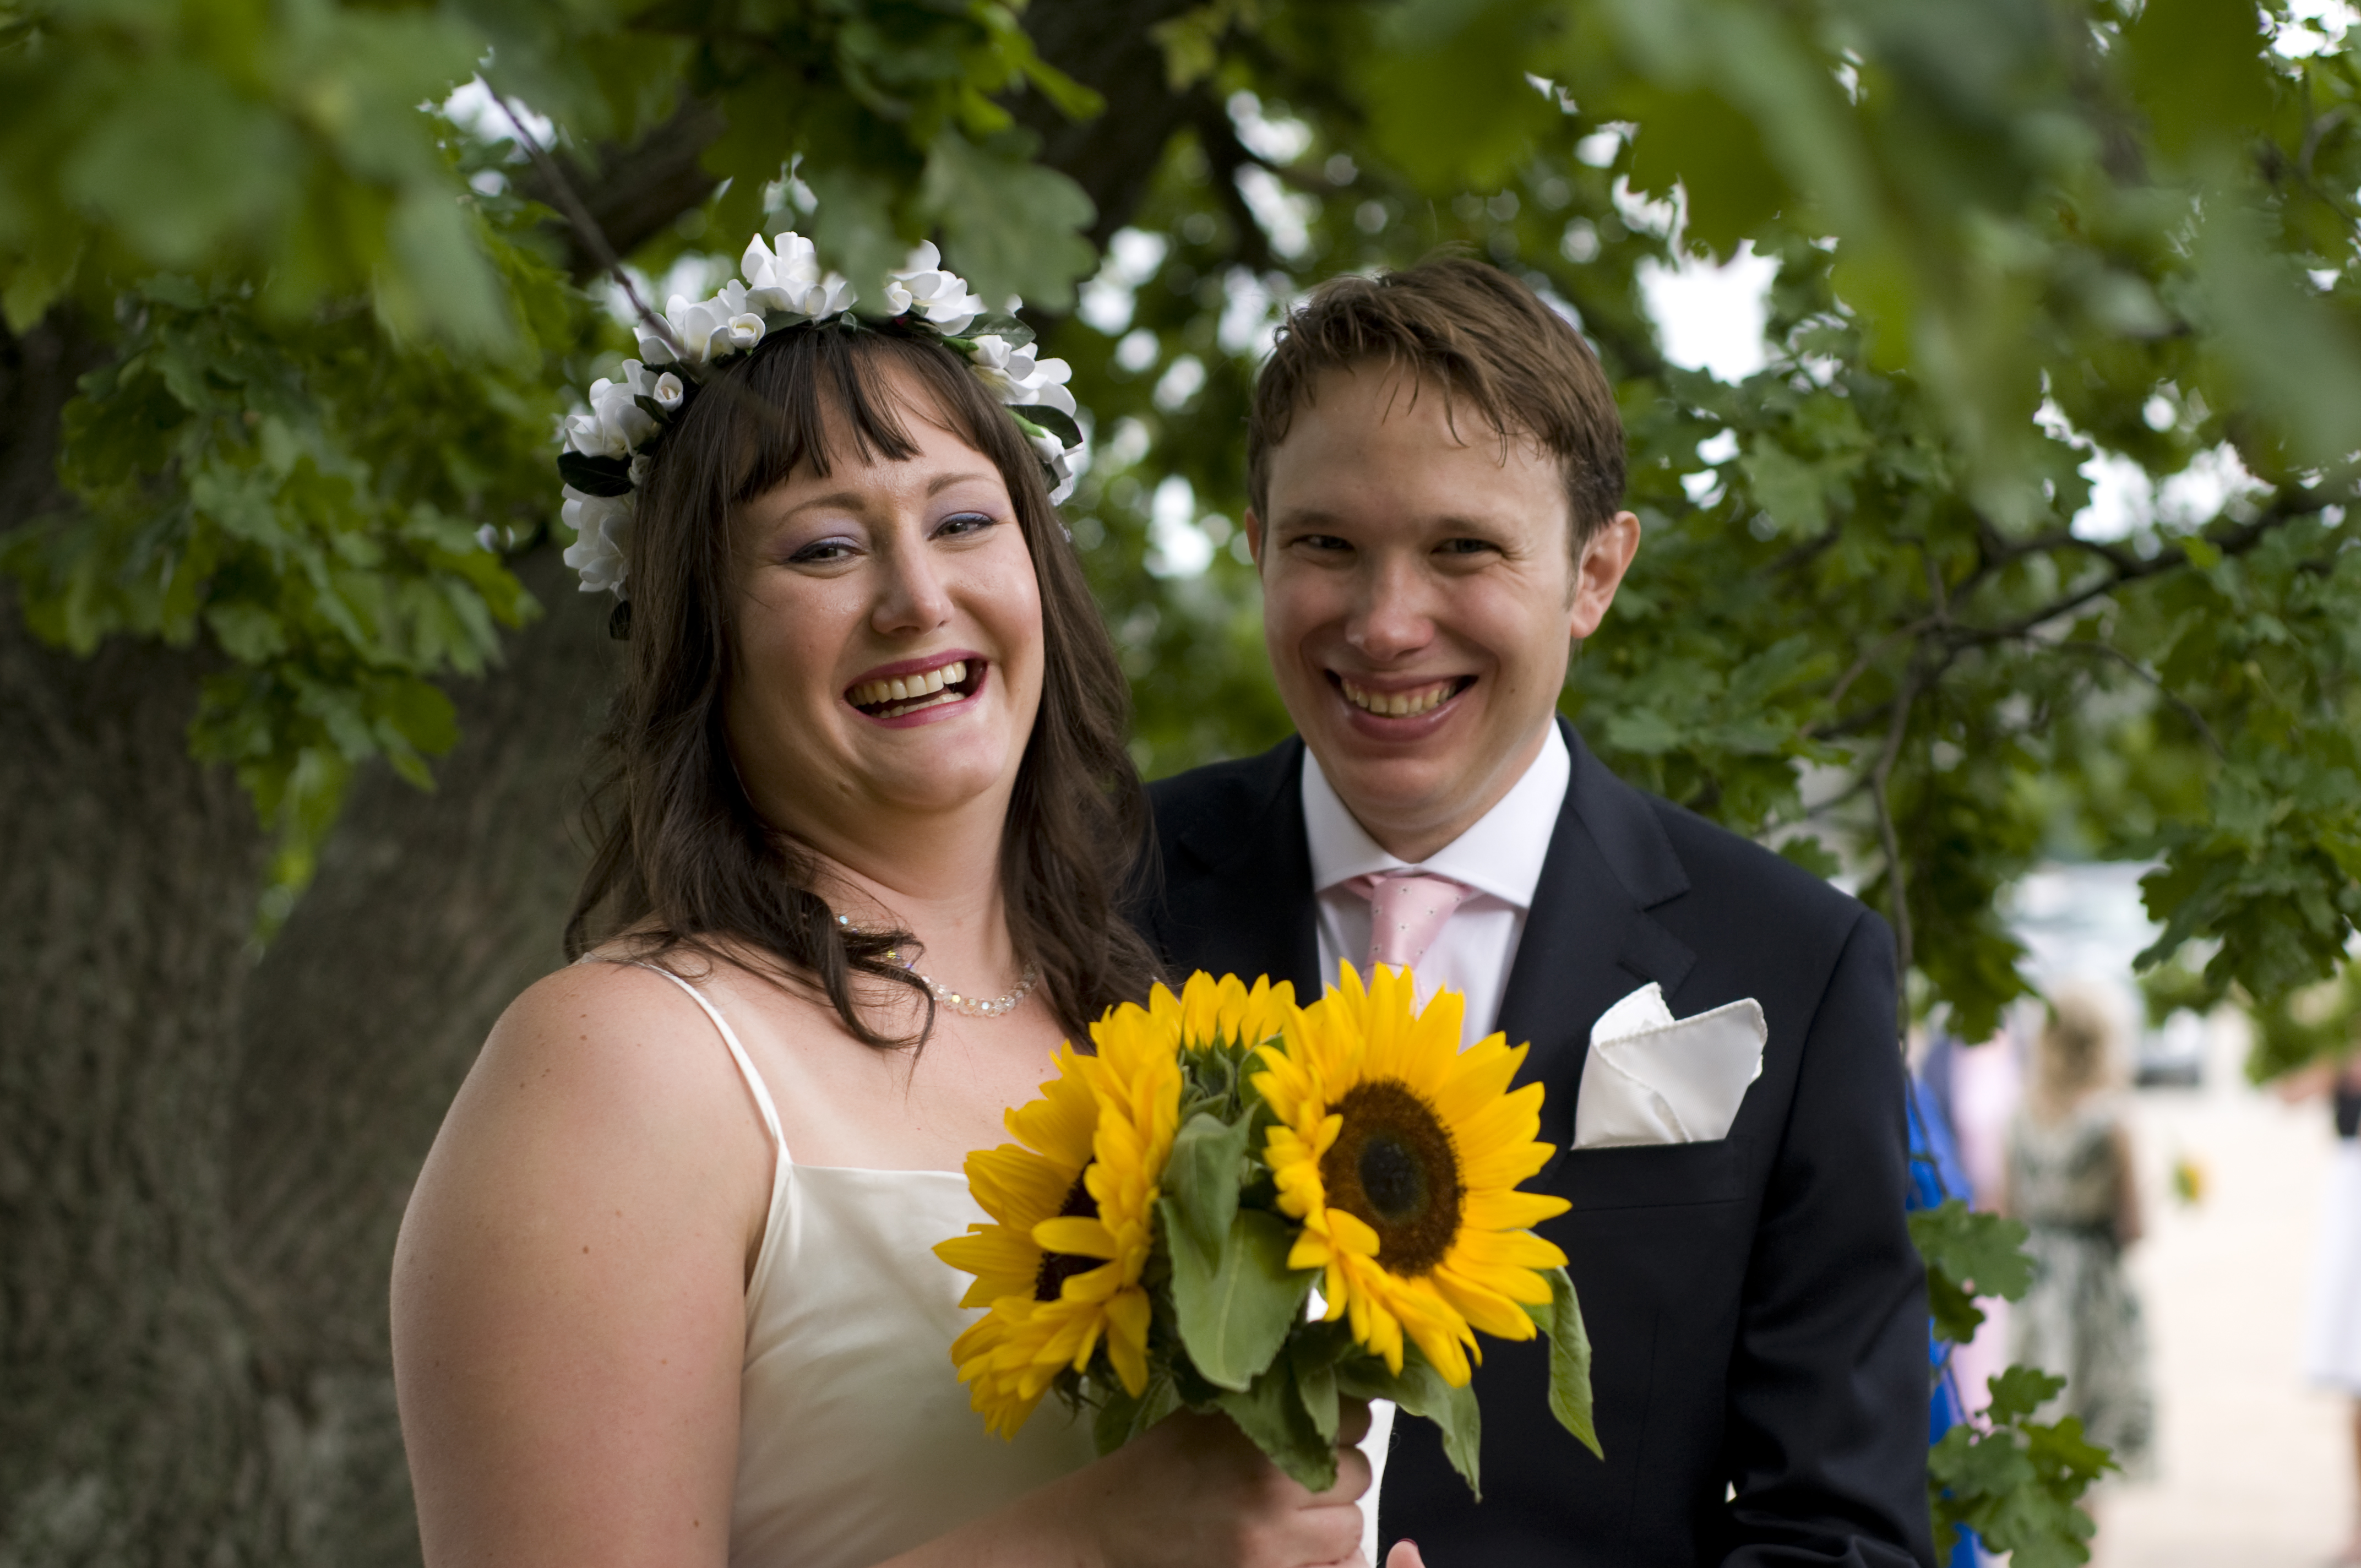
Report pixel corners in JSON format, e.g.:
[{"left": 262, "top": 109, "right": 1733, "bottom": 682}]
[{"left": 557, "top": 233, "right": 1086, "bottom": 601}]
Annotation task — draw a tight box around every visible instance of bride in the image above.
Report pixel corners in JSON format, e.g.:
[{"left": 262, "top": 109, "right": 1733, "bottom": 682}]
[{"left": 390, "top": 238, "right": 1377, "bottom": 1567}]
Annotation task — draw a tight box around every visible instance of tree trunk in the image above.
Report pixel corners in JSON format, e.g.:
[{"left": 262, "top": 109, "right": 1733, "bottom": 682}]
[
  {"left": 0, "top": 589, "right": 276, "bottom": 1563},
  {"left": 221, "top": 550, "right": 614, "bottom": 1566},
  {"left": 0, "top": 532, "right": 611, "bottom": 1565}
]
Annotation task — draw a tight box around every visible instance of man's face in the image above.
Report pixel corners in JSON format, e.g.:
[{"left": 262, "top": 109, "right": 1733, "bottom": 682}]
[{"left": 1249, "top": 367, "right": 1639, "bottom": 861}]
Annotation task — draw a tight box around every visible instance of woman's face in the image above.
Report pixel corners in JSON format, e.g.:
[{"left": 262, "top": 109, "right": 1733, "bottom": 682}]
[{"left": 724, "top": 368, "right": 1044, "bottom": 856}]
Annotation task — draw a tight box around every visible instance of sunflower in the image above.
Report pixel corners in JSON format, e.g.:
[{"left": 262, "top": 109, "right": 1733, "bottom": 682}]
[
  {"left": 1157, "top": 969, "right": 1296, "bottom": 1053},
  {"left": 934, "top": 1012, "right": 1182, "bottom": 1435},
  {"left": 1255, "top": 961, "right": 1572, "bottom": 1386}
]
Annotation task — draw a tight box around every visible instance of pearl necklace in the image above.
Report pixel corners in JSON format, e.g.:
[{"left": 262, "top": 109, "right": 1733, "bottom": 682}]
[{"left": 833, "top": 912, "right": 1040, "bottom": 1020}]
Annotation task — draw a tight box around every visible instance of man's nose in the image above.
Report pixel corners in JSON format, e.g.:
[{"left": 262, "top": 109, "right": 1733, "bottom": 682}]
[{"left": 1346, "top": 553, "right": 1435, "bottom": 661}]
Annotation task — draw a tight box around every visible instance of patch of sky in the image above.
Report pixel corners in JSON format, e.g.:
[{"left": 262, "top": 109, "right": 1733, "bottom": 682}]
[
  {"left": 1116, "top": 329, "right": 1161, "bottom": 374},
  {"left": 442, "top": 78, "right": 553, "bottom": 148},
  {"left": 1149, "top": 476, "right": 1217, "bottom": 577},
  {"left": 597, "top": 251, "right": 737, "bottom": 335},
  {"left": 2037, "top": 398, "right": 2267, "bottom": 541},
  {"left": 1638, "top": 239, "right": 1776, "bottom": 383},
  {"left": 1236, "top": 165, "right": 1315, "bottom": 259},
  {"left": 1227, "top": 91, "right": 1314, "bottom": 164},
  {"left": 1218, "top": 268, "right": 1294, "bottom": 358},
  {"left": 1079, "top": 228, "right": 1169, "bottom": 336},
  {"left": 1101, "top": 417, "right": 1152, "bottom": 472},
  {"left": 2275, "top": 0, "right": 2355, "bottom": 56},
  {"left": 1610, "top": 176, "right": 1679, "bottom": 241},
  {"left": 1576, "top": 127, "right": 1628, "bottom": 168},
  {"left": 1154, "top": 354, "right": 1207, "bottom": 411}
]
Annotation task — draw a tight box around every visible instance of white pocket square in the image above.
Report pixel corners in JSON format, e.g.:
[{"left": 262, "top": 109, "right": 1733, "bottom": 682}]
[{"left": 1572, "top": 982, "right": 1766, "bottom": 1150}]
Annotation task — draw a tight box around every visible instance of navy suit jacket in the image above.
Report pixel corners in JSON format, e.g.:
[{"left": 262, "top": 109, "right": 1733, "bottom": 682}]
[{"left": 1136, "top": 722, "right": 1933, "bottom": 1567}]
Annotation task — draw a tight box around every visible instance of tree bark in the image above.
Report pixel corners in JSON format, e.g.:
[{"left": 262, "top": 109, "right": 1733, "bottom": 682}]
[
  {"left": 220, "top": 549, "right": 615, "bottom": 1566},
  {"left": 0, "top": 317, "right": 280, "bottom": 1564}
]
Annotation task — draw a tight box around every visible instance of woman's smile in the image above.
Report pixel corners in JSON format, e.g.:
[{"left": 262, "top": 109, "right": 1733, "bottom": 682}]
[{"left": 844, "top": 653, "right": 989, "bottom": 725}]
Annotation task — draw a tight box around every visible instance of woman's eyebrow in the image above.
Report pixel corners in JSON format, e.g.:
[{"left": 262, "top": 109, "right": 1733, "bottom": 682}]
[{"left": 782, "top": 470, "right": 1000, "bottom": 519}]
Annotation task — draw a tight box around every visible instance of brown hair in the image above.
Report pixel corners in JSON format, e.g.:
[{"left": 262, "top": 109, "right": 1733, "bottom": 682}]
[
  {"left": 1247, "top": 256, "right": 1626, "bottom": 547},
  {"left": 564, "top": 319, "right": 1160, "bottom": 1048}
]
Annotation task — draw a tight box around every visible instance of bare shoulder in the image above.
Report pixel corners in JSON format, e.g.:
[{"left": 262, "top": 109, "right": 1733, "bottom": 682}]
[
  {"left": 416, "top": 957, "right": 771, "bottom": 1217},
  {"left": 391, "top": 957, "right": 772, "bottom": 1567}
]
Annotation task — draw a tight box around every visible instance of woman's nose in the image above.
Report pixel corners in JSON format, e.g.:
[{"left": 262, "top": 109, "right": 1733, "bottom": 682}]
[{"left": 871, "top": 545, "right": 955, "bottom": 635}]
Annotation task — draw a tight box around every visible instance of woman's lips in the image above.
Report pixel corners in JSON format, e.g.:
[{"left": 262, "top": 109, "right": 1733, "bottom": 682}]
[{"left": 846, "top": 658, "right": 985, "bottom": 722}]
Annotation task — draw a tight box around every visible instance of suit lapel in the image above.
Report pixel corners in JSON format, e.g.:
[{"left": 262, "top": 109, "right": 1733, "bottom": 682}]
[
  {"left": 1497, "top": 721, "right": 1697, "bottom": 1158},
  {"left": 1166, "top": 740, "right": 1324, "bottom": 998}
]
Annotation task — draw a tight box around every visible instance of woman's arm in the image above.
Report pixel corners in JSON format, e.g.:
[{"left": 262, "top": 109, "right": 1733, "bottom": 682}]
[
  {"left": 870, "top": 1407, "right": 1374, "bottom": 1568},
  {"left": 394, "top": 964, "right": 1372, "bottom": 1568},
  {"left": 2109, "top": 1119, "right": 2144, "bottom": 1248},
  {"left": 392, "top": 963, "right": 775, "bottom": 1568}
]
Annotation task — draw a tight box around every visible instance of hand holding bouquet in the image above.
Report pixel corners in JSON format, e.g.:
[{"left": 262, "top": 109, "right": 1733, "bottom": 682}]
[{"left": 934, "top": 964, "right": 1600, "bottom": 1496}]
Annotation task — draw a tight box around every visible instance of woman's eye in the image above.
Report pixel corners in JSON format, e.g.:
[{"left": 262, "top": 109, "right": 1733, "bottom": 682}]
[
  {"left": 938, "top": 511, "right": 997, "bottom": 538},
  {"left": 789, "top": 537, "right": 858, "bottom": 564}
]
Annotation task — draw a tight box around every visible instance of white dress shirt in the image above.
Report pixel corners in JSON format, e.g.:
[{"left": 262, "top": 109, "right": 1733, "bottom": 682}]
[{"left": 1301, "top": 722, "right": 1572, "bottom": 1046}]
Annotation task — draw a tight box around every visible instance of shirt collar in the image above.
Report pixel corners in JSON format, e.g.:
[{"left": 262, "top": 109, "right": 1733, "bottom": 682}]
[{"left": 1301, "top": 722, "right": 1570, "bottom": 911}]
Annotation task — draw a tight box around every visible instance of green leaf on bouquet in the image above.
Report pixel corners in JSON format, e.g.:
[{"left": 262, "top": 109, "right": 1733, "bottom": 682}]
[
  {"left": 1519, "top": 1266, "right": 1603, "bottom": 1461},
  {"left": 1339, "top": 1349, "right": 1484, "bottom": 1500},
  {"left": 1908, "top": 1200, "right": 2034, "bottom": 1345},
  {"left": 1162, "top": 1201, "right": 1313, "bottom": 1392},
  {"left": 1165, "top": 1110, "right": 1253, "bottom": 1256},
  {"left": 1286, "top": 1320, "right": 1359, "bottom": 1445},
  {"left": 1215, "top": 1359, "right": 1339, "bottom": 1494},
  {"left": 1092, "top": 1369, "right": 1183, "bottom": 1456}
]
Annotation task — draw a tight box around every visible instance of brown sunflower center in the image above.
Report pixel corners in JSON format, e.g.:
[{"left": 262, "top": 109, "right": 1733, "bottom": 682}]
[
  {"left": 1318, "top": 1078, "right": 1465, "bottom": 1277},
  {"left": 1032, "top": 1170, "right": 1100, "bottom": 1302}
]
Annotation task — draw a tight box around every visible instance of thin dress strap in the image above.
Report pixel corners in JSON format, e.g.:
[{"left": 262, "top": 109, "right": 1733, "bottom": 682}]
[{"left": 630, "top": 962, "right": 787, "bottom": 1157}]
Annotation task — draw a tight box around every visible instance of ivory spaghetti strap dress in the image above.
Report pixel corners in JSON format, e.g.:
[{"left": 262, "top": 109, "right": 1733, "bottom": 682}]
[{"left": 635, "top": 966, "right": 1097, "bottom": 1568}]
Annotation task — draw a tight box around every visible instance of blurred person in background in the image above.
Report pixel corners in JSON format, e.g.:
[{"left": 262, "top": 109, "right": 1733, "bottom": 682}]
[
  {"left": 2004, "top": 986, "right": 2157, "bottom": 1520},
  {"left": 2283, "top": 1050, "right": 2361, "bottom": 1565}
]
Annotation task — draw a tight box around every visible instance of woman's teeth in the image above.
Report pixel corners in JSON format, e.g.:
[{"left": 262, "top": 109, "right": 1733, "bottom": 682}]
[
  {"left": 849, "top": 660, "right": 970, "bottom": 717},
  {"left": 1340, "top": 677, "right": 1457, "bottom": 718}
]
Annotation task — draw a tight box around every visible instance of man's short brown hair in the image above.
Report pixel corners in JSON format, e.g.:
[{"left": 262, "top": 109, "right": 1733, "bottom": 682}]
[{"left": 1247, "top": 257, "right": 1626, "bottom": 547}]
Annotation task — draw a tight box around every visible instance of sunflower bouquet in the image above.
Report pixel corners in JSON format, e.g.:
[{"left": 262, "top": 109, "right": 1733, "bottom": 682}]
[{"left": 933, "top": 964, "right": 1600, "bottom": 1496}]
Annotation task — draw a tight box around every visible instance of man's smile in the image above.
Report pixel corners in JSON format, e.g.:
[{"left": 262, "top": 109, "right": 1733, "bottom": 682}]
[{"left": 1330, "top": 672, "right": 1477, "bottom": 719}]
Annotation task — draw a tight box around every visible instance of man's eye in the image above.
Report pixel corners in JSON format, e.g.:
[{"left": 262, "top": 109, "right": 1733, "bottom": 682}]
[
  {"left": 1437, "top": 537, "right": 1498, "bottom": 557},
  {"left": 1293, "top": 533, "right": 1353, "bottom": 552}
]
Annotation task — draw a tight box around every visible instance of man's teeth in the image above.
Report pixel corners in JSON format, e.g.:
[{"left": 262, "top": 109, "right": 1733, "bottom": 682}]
[
  {"left": 1340, "top": 677, "right": 1456, "bottom": 717},
  {"left": 850, "top": 660, "right": 969, "bottom": 710}
]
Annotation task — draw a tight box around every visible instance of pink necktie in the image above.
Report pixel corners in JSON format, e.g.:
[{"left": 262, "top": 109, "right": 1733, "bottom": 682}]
[{"left": 1346, "top": 872, "right": 1472, "bottom": 974}]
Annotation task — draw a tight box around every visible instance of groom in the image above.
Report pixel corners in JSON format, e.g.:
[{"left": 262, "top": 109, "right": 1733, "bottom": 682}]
[{"left": 1135, "top": 259, "right": 1932, "bottom": 1566}]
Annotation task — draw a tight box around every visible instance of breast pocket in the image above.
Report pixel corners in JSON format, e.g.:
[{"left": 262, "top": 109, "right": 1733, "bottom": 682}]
[{"left": 1552, "top": 1137, "right": 1747, "bottom": 1212}]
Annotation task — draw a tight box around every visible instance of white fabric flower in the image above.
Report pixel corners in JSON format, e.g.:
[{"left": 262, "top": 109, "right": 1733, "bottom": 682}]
[
  {"left": 1030, "top": 429, "right": 1079, "bottom": 505},
  {"left": 885, "top": 242, "right": 986, "bottom": 335},
  {"left": 742, "top": 231, "right": 857, "bottom": 320},
  {"left": 648, "top": 280, "right": 767, "bottom": 368},
  {"left": 563, "top": 375, "right": 657, "bottom": 458},
  {"left": 560, "top": 486, "right": 634, "bottom": 597},
  {"left": 966, "top": 334, "right": 1078, "bottom": 415}
]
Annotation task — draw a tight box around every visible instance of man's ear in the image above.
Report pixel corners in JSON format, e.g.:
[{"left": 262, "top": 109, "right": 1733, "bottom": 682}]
[
  {"left": 1569, "top": 510, "right": 1641, "bottom": 640},
  {"left": 1244, "top": 508, "right": 1266, "bottom": 571}
]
